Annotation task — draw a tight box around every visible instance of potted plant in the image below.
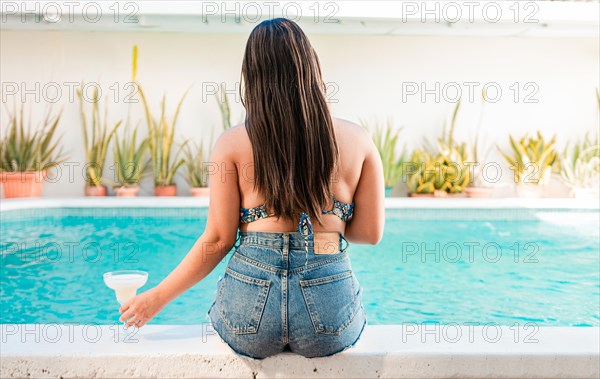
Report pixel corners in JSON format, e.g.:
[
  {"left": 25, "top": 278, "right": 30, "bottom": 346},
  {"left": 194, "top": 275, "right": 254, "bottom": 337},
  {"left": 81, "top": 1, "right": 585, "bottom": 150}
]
[
  {"left": 183, "top": 142, "right": 210, "bottom": 197},
  {"left": 138, "top": 85, "right": 189, "bottom": 196},
  {"left": 406, "top": 100, "right": 470, "bottom": 198},
  {"left": 182, "top": 84, "right": 236, "bottom": 196},
  {"left": 77, "top": 84, "right": 122, "bottom": 196},
  {"left": 406, "top": 146, "right": 470, "bottom": 198},
  {"left": 360, "top": 118, "right": 406, "bottom": 196},
  {"left": 0, "top": 104, "right": 66, "bottom": 198},
  {"left": 112, "top": 125, "right": 149, "bottom": 197},
  {"left": 406, "top": 149, "right": 435, "bottom": 197},
  {"left": 465, "top": 90, "right": 494, "bottom": 198},
  {"left": 560, "top": 132, "right": 599, "bottom": 199},
  {"left": 131, "top": 44, "right": 189, "bottom": 197},
  {"left": 497, "top": 131, "right": 559, "bottom": 198},
  {"left": 464, "top": 135, "right": 494, "bottom": 198}
]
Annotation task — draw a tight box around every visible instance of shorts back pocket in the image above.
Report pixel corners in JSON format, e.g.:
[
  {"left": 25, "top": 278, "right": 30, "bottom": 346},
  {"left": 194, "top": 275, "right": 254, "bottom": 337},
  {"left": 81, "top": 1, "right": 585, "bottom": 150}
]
[
  {"left": 218, "top": 266, "right": 271, "bottom": 335},
  {"left": 300, "top": 270, "right": 361, "bottom": 335}
]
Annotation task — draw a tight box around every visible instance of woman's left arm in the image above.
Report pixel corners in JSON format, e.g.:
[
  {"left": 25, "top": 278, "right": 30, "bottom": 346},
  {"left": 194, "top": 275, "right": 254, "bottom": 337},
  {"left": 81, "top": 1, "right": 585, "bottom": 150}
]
[{"left": 119, "top": 131, "right": 240, "bottom": 327}]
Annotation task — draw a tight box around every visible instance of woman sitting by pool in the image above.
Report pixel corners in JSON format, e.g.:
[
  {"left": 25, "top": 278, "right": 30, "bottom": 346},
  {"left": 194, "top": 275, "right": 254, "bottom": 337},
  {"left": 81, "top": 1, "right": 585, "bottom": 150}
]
[{"left": 118, "top": 17, "right": 385, "bottom": 359}]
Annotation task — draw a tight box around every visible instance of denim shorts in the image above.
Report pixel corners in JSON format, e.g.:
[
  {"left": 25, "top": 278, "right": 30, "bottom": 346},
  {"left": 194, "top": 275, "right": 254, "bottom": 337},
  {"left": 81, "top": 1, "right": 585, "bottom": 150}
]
[{"left": 206, "top": 231, "right": 367, "bottom": 359}]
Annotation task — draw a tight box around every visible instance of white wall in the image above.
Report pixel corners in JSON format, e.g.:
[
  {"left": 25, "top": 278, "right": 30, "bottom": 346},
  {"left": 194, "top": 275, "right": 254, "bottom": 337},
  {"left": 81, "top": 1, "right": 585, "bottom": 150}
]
[{"left": 1, "top": 30, "right": 598, "bottom": 197}]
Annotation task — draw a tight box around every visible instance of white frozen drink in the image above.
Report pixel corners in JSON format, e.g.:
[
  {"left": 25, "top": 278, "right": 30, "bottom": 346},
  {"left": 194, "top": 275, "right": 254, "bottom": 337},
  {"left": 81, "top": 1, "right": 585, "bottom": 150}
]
[{"left": 103, "top": 270, "right": 148, "bottom": 305}]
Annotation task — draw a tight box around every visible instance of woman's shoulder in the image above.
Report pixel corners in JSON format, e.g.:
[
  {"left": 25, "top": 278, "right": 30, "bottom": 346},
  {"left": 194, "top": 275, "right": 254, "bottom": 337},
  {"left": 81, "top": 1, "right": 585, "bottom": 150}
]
[
  {"left": 210, "top": 124, "right": 251, "bottom": 159},
  {"left": 213, "top": 118, "right": 371, "bottom": 155},
  {"left": 333, "top": 117, "right": 370, "bottom": 136},
  {"left": 332, "top": 117, "right": 372, "bottom": 150}
]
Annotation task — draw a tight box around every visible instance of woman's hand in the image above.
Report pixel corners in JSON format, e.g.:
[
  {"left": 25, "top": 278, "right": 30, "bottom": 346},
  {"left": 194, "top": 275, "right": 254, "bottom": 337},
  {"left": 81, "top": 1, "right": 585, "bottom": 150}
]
[{"left": 119, "top": 287, "right": 166, "bottom": 328}]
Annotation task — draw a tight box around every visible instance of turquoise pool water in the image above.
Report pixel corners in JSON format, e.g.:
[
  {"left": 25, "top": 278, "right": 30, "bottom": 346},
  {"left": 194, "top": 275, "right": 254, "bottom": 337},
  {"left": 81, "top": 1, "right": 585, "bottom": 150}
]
[{"left": 1, "top": 207, "right": 598, "bottom": 326}]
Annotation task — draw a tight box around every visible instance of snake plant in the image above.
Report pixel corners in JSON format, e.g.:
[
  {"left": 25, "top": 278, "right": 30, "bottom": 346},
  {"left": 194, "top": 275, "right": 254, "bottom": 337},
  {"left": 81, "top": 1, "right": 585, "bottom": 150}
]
[
  {"left": 77, "top": 84, "right": 122, "bottom": 187},
  {"left": 113, "top": 125, "right": 149, "bottom": 187},
  {"left": 360, "top": 118, "right": 406, "bottom": 189},
  {"left": 497, "top": 131, "right": 558, "bottom": 186},
  {"left": 1, "top": 104, "right": 66, "bottom": 172},
  {"left": 561, "top": 132, "right": 600, "bottom": 191}
]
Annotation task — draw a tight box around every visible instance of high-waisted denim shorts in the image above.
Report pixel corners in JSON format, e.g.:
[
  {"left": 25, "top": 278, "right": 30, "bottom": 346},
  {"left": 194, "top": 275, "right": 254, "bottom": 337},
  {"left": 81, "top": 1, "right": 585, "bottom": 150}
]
[{"left": 206, "top": 231, "right": 367, "bottom": 359}]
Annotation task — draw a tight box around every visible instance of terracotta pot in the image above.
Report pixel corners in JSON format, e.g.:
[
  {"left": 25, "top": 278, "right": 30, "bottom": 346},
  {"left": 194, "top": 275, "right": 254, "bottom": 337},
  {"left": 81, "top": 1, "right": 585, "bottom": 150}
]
[
  {"left": 190, "top": 187, "right": 210, "bottom": 197},
  {"left": 84, "top": 185, "right": 107, "bottom": 197},
  {"left": 154, "top": 185, "right": 177, "bottom": 196},
  {"left": 516, "top": 185, "right": 545, "bottom": 198},
  {"left": 115, "top": 186, "right": 140, "bottom": 197},
  {"left": 408, "top": 192, "right": 435, "bottom": 198},
  {"left": 0, "top": 171, "right": 47, "bottom": 198},
  {"left": 466, "top": 187, "right": 493, "bottom": 198}
]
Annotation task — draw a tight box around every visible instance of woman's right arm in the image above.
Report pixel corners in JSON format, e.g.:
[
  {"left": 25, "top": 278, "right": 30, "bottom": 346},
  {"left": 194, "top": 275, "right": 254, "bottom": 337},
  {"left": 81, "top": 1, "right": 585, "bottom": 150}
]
[
  {"left": 344, "top": 130, "right": 385, "bottom": 245},
  {"left": 118, "top": 130, "right": 241, "bottom": 327}
]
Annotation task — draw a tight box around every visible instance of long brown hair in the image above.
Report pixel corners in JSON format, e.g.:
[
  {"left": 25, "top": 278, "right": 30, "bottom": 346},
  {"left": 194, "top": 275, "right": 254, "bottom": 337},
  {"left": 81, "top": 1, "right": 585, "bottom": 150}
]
[{"left": 241, "top": 18, "right": 339, "bottom": 225}]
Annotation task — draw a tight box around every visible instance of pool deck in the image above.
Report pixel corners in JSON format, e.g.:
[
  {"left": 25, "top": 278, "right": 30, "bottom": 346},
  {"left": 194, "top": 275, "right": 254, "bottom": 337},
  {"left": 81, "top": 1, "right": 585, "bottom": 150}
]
[
  {"left": 1, "top": 324, "right": 598, "bottom": 378},
  {"left": 1, "top": 198, "right": 599, "bottom": 378}
]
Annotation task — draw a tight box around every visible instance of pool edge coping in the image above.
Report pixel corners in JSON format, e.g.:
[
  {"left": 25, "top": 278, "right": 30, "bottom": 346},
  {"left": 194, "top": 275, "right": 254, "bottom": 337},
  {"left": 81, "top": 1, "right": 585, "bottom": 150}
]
[
  {"left": 1, "top": 197, "right": 598, "bottom": 212},
  {"left": 1, "top": 324, "right": 598, "bottom": 378}
]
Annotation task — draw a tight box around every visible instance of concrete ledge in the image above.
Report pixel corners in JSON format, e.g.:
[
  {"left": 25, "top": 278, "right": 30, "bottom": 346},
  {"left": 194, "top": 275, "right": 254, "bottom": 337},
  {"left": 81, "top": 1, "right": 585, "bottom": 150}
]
[{"left": 1, "top": 324, "right": 598, "bottom": 378}]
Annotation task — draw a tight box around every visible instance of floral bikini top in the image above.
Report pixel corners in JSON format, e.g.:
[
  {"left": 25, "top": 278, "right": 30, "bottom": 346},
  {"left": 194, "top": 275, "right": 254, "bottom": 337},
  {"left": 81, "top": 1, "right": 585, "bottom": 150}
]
[{"left": 239, "top": 196, "right": 354, "bottom": 238}]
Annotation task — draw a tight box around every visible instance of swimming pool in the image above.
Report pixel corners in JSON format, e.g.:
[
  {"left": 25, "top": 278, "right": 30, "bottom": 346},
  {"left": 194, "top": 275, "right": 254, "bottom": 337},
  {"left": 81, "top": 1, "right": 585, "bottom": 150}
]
[{"left": 1, "top": 199, "right": 598, "bottom": 326}]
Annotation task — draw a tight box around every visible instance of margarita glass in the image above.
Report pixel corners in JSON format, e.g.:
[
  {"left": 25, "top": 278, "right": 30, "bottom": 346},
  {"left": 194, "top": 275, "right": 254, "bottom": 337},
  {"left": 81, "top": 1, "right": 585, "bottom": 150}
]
[{"left": 103, "top": 270, "right": 149, "bottom": 305}]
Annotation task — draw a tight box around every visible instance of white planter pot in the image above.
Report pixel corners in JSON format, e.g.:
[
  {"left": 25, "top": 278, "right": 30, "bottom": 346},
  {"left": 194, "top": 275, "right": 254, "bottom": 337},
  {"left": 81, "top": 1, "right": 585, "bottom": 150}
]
[
  {"left": 516, "top": 185, "right": 545, "bottom": 198},
  {"left": 571, "top": 187, "right": 599, "bottom": 199}
]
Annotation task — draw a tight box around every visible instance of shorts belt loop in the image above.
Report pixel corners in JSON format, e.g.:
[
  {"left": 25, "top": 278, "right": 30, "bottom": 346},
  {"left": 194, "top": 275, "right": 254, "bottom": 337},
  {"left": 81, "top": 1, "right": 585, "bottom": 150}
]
[{"left": 283, "top": 233, "right": 289, "bottom": 257}]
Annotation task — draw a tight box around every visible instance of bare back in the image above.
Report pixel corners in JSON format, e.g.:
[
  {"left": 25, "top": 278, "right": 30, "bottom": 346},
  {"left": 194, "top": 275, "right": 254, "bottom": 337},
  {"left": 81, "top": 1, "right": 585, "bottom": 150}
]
[{"left": 221, "top": 117, "right": 385, "bottom": 243}]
